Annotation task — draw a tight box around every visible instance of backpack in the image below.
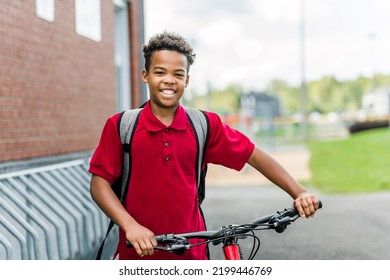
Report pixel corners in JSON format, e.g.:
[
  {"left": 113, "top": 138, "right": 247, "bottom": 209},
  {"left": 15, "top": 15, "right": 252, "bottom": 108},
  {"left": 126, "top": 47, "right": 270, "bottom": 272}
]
[{"left": 95, "top": 106, "right": 210, "bottom": 259}]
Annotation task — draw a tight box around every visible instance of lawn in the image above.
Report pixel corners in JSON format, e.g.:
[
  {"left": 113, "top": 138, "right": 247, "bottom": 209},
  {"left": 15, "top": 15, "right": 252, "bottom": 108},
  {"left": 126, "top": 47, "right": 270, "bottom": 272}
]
[{"left": 307, "top": 127, "right": 390, "bottom": 193}]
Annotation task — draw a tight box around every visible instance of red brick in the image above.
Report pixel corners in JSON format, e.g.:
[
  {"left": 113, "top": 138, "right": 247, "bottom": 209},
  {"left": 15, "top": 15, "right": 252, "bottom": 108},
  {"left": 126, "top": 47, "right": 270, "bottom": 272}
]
[{"left": 0, "top": 0, "right": 117, "bottom": 162}]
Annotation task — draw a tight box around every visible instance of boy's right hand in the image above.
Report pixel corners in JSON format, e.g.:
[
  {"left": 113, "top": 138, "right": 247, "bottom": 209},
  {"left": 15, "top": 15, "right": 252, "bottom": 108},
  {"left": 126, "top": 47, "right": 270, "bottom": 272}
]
[{"left": 125, "top": 223, "right": 158, "bottom": 257}]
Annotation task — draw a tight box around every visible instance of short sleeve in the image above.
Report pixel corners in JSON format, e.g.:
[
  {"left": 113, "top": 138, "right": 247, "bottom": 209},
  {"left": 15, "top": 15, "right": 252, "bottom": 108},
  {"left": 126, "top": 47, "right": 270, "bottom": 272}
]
[
  {"left": 89, "top": 114, "right": 123, "bottom": 184},
  {"left": 203, "top": 112, "right": 255, "bottom": 170}
]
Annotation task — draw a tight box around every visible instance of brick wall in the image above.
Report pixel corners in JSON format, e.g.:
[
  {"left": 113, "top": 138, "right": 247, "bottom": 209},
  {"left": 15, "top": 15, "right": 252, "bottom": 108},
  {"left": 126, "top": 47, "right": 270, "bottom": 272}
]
[{"left": 0, "top": 1, "right": 117, "bottom": 162}]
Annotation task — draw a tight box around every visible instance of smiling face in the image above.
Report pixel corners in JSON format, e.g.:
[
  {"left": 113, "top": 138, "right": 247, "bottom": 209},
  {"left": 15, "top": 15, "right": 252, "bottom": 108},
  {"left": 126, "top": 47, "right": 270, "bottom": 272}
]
[{"left": 142, "top": 50, "right": 190, "bottom": 113}]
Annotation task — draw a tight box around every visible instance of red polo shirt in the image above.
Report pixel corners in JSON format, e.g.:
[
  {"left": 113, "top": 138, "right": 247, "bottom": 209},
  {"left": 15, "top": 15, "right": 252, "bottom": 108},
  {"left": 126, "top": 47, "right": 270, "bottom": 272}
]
[{"left": 89, "top": 102, "right": 254, "bottom": 259}]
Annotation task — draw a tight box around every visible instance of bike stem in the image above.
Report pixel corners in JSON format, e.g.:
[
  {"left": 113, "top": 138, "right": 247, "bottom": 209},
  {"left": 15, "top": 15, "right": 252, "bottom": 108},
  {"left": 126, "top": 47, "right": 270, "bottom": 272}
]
[
  {"left": 223, "top": 243, "right": 241, "bottom": 260},
  {"left": 222, "top": 237, "right": 242, "bottom": 260}
]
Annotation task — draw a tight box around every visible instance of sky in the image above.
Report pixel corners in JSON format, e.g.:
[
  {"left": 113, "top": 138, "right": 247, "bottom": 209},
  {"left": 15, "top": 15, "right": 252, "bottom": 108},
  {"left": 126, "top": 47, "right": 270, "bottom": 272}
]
[{"left": 143, "top": 0, "right": 390, "bottom": 94}]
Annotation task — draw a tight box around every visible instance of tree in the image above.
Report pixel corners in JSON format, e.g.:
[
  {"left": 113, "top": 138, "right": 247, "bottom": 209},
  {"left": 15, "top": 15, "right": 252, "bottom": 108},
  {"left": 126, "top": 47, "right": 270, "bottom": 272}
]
[{"left": 187, "top": 73, "right": 390, "bottom": 116}]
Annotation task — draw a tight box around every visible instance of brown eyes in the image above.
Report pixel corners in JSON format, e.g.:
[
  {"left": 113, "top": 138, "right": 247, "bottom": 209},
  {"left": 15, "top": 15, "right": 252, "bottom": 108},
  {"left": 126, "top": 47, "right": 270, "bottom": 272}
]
[{"left": 153, "top": 72, "right": 185, "bottom": 78}]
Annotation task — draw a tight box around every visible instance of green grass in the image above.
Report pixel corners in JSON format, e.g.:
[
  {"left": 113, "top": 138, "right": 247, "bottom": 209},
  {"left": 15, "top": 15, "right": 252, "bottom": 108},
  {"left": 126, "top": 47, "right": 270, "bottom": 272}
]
[{"left": 307, "top": 127, "right": 390, "bottom": 193}]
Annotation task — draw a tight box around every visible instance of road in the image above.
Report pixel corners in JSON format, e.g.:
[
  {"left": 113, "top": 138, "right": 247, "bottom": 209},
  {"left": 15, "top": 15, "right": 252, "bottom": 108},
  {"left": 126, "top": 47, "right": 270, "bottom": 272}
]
[{"left": 201, "top": 185, "right": 390, "bottom": 260}]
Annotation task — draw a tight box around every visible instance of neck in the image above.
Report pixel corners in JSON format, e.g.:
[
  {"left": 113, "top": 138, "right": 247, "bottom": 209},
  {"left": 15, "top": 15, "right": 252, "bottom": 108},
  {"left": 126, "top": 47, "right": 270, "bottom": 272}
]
[{"left": 150, "top": 103, "right": 179, "bottom": 126}]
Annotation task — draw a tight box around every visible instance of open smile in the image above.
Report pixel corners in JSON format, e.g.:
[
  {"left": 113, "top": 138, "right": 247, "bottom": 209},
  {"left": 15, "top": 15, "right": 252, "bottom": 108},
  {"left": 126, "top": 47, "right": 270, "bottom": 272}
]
[{"left": 160, "top": 89, "right": 176, "bottom": 96}]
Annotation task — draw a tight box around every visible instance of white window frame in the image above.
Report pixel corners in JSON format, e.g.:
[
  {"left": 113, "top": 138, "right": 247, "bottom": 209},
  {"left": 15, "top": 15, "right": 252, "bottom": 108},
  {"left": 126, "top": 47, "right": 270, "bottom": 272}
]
[
  {"left": 35, "top": 0, "right": 55, "bottom": 22},
  {"left": 75, "top": 0, "right": 102, "bottom": 42}
]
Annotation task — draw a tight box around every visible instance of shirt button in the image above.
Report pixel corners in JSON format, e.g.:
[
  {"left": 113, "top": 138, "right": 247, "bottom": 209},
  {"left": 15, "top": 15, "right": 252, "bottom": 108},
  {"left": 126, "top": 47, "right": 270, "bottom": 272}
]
[
  {"left": 165, "top": 142, "right": 169, "bottom": 147},
  {"left": 165, "top": 156, "right": 170, "bottom": 161},
  {"left": 165, "top": 128, "right": 169, "bottom": 132}
]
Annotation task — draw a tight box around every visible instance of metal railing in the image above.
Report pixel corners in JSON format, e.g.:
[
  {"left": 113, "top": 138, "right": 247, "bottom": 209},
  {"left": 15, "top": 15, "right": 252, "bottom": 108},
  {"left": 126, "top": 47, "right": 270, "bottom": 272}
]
[{"left": 0, "top": 158, "right": 110, "bottom": 259}]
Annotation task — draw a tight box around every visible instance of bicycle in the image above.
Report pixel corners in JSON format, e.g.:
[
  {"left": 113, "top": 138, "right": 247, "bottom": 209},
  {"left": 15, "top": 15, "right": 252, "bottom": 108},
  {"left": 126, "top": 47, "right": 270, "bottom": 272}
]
[{"left": 126, "top": 201, "right": 322, "bottom": 260}]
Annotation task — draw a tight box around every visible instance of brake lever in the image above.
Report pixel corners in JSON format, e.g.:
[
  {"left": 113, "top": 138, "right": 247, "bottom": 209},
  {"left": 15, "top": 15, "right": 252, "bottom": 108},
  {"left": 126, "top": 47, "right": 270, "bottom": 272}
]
[
  {"left": 154, "top": 245, "right": 170, "bottom": 251},
  {"left": 269, "top": 208, "right": 299, "bottom": 233},
  {"left": 153, "top": 234, "right": 191, "bottom": 255},
  {"left": 154, "top": 244, "right": 190, "bottom": 255}
]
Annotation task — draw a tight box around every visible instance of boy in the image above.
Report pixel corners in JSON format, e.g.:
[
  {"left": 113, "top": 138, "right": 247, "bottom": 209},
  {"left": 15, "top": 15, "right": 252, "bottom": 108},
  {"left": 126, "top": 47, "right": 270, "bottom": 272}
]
[{"left": 89, "top": 31, "right": 320, "bottom": 260}]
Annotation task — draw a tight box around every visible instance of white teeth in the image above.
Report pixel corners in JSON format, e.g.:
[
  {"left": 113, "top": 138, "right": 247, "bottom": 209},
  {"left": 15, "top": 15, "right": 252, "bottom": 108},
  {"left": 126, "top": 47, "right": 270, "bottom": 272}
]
[{"left": 162, "top": 90, "right": 175, "bottom": 95}]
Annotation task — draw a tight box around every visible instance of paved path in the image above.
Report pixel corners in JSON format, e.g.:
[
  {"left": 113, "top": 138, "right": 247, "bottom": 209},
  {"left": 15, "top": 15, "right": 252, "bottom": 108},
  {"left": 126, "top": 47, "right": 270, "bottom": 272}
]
[
  {"left": 202, "top": 145, "right": 390, "bottom": 260},
  {"left": 202, "top": 185, "right": 390, "bottom": 260}
]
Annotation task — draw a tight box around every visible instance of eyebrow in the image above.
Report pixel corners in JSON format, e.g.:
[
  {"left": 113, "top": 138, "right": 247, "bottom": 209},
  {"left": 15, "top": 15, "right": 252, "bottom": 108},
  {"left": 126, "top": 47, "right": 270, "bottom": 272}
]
[{"left": 153, "top": 66, "right": 186, "bottom": 73}]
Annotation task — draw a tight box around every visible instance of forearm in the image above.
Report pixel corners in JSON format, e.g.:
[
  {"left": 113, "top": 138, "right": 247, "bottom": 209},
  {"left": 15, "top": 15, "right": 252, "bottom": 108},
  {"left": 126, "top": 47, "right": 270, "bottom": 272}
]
[
  {"left": 90, "top": 175, "right": 157, "bottom": 256},
  {"left": 90, "top": 175, "right": 138, "bottom": 231},
  {"left": 247, "top": 147, "right": 308, "bottom": 199}
]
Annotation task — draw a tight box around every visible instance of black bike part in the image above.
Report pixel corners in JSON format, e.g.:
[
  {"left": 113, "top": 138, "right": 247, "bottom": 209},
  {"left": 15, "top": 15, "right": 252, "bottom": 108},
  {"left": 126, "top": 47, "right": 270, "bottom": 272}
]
[{"left": 125, "top": 201, "right": 323, "bottom": 255}]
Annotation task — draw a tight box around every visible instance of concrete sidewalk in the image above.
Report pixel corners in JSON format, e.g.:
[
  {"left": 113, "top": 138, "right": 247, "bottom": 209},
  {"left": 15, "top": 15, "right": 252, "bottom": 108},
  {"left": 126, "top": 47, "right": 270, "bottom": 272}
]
[{"left": 206, "top": 145, "right": 311, "bottom": 187}]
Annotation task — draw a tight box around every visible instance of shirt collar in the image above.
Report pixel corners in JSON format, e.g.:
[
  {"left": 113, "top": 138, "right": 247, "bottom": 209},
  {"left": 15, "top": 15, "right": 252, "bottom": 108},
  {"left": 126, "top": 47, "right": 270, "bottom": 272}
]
[{"left": 141, "top": 101, "right": 187, "bottom": 132}]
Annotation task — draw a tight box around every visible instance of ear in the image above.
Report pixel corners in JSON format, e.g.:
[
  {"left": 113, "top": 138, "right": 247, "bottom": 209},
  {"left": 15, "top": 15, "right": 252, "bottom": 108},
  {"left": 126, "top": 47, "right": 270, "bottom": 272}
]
[
  {"left": 142, "top": 70, "right": 148, "bottom": 83},
  {"left": 185, "top": 74, "right": 190, "bottom": 87}
]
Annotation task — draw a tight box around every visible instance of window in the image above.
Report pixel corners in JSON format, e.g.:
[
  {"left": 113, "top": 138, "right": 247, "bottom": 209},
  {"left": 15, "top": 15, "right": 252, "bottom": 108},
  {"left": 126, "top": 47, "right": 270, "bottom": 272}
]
[
  {"left": 75, "top": 0, "right": 101, "bottom": 42},
  {"left": 35, "top": 0, "right": 55, "bottom": 22}
]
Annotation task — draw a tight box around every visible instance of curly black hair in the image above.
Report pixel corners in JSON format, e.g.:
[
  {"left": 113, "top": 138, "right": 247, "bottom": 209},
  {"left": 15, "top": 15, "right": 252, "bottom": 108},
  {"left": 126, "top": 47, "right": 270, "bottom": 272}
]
[{"left": 142, "top": 31, "right": 196, "bottom": 72}]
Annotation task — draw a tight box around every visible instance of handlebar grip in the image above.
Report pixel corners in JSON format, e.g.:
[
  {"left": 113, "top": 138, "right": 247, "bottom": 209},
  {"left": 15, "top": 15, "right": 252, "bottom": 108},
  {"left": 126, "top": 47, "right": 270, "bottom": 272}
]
[
  {"left": 126, "top": 235, "right": 166, "bottom": 248},
  {"left": 289, "top": 200, "right": 322, "bottom": 218},
  {"left": 289, "top": 200, "right": 322, "bottom": 216}
]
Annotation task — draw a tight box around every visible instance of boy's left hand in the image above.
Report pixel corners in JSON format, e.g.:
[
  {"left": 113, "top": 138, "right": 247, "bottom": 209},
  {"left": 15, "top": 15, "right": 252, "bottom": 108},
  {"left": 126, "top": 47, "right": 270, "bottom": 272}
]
[{"left": 293, "top": 193, "right": 319, "bottom": 218}]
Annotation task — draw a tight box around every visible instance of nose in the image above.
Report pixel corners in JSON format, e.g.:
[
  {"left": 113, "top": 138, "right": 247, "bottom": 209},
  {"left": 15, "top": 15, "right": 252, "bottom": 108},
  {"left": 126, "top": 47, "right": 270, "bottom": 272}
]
[{"left": 163, "top": 75, "right": 175, "bottom": 85}]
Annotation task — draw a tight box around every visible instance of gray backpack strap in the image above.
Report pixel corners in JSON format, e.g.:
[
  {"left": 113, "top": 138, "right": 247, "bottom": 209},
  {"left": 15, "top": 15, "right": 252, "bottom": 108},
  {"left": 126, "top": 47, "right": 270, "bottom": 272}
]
[
  {"left": 184, "top": 107, "right": 209, "bottom": 196},
  {"left": 95, "top": 108, "right": 142, "bottom": 260},
  {"left": 118, "top": 108, "right": 143, "bottom": 202},
  {"left": 185, "top": 106, "right": 210, "bottom": 259}
]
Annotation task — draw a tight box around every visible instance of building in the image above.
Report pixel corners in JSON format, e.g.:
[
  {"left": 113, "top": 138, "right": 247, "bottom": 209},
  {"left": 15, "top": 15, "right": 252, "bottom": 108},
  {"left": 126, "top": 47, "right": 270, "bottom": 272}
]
[
  {"left": 240, "top": 91, "right": 282, "bottom": 119},
  {"left": 1, "top": 0, "right": 146, "bottom": 165},
  {"left": 362, "top": 86, "right": 390, "bottom": 118},
  {"left": 0, "top": 0, "right": 146, "bottom": 259}
]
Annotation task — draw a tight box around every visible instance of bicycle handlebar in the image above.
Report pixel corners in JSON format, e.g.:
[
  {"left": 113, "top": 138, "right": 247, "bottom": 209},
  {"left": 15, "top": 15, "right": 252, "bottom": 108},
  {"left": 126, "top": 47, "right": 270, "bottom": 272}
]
[{"left": 126, "top": 201, "right": 322, "bottom": 254}]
